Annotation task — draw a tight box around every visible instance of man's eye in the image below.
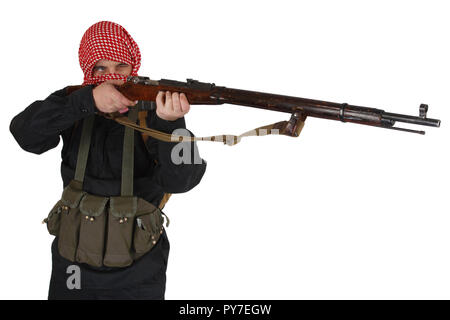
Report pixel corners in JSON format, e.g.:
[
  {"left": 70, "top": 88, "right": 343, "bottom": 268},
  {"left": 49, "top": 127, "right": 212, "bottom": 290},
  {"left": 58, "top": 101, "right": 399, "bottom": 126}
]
[{"left": 94, "top": 66, "right": 105, "bottom": 71}]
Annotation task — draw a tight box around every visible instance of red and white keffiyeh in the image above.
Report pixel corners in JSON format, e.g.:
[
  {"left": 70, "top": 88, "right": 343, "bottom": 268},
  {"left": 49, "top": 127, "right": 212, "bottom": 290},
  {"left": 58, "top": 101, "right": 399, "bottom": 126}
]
[{"left": 78, "top": 21, "right": 141, "bottom": 85}]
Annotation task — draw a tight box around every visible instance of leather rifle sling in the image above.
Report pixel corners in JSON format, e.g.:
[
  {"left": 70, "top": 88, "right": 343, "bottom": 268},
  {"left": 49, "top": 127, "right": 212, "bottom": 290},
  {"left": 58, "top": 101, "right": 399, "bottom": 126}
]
[{"left": 115, "top": 112, "right": 307, "bottom": 146}]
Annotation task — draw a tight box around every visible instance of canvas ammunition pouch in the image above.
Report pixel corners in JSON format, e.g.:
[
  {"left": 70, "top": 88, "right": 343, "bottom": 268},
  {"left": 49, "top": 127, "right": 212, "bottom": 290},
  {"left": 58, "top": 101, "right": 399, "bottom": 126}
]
[{"left": 43, "top": 108, "right": 168, "bottom": 268}]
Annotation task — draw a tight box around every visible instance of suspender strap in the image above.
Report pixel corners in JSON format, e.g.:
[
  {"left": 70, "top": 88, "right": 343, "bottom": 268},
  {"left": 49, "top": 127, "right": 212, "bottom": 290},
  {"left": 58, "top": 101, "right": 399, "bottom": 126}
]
[
  {"left": 74, "top": 115, "right": 95, "bottom": 183},
  {"left": 121, "top": 107, "right": 139, "bottom": 196}
]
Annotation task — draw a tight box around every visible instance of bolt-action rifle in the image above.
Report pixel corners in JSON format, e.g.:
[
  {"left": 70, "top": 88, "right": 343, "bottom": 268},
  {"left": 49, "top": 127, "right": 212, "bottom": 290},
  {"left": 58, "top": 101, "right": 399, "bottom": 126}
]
[{"left": 67, "top": 76, "right": 441, "bottom": 145}]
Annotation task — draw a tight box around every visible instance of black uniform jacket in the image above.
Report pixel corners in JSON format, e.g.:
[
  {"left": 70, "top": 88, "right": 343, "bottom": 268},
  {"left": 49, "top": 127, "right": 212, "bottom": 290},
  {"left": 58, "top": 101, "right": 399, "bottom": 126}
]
[{"left": 10, "top": 85, "right": 207, "bottom": 299}]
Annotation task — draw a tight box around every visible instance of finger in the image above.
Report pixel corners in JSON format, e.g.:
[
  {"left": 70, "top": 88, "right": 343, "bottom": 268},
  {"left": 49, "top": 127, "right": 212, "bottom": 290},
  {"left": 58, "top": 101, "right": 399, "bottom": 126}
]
[
  {"left": 107, "top": 98, "right": 120, "bottom": 112},
  {"left": 172, "top": 92, "right": 181, "bottom": 113},
  {"left": 102, "top": 82, "right": 115, "bottom": 89},
  {"left": 113, "top": 101, "right": 127, "bottom": 112},
  {"left": 155, "top": 91, "right": 168, "bottom": 119},
  {"left": 180, "top": 93, "right": 190, "bottom": 113},
  {"left": 165, "top": 91, "right": 173, "bottom": 111},
  {"left": 156, "top": 91, "right": 165, "bottom": 108},
  {"left": 108, "top": 84, "right": 134, "bottom": 106},
  {"left": 119, "top": 93, "right": 136, "bottom": 107}
]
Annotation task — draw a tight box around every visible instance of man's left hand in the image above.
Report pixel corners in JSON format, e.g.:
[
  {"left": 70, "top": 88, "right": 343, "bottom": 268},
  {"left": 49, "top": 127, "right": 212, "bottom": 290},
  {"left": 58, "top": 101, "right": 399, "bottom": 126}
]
[{"left": 155, "top": 91, "right": 190, "bottom": 121}]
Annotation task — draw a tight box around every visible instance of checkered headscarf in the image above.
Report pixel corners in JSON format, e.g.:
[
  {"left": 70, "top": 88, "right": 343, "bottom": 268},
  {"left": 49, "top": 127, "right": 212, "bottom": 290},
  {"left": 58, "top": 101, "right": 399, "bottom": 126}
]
[{"left": 79, "top": 21, "right": 141, "bottom": 85}]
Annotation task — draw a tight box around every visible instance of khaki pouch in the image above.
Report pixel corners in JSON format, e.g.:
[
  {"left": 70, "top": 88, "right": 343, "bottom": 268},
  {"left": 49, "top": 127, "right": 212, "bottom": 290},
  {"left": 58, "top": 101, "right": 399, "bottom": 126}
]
[
  {"left": 133, "top": 198, "right": 165, "bottom": 259},
  {"left": 44, "top": 182, "right": 167, "bottom": 268},
  {"left": 76, "top": 194, "right": 109, "bottom": 267},
  {"left": 103, "top": 196, "right": 137, "bottom": 267},
  {"left": 58, "top": 180, "right": 86, "bottom": 262},
  {"left": 43, "top": 200, "right": 63, "bottom": 236}
]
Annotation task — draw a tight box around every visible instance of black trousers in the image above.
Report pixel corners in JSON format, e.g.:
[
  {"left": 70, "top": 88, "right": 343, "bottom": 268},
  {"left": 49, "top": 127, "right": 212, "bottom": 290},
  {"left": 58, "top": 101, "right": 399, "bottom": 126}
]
[{"left": 48, "top": 230, "right": 170, "bottom": 300}]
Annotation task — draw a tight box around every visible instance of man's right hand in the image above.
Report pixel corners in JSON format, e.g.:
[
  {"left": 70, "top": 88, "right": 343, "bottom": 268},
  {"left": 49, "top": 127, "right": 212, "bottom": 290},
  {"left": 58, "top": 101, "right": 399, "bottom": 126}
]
[{"left": 92, "top": 81, "right": 137, "bottom": 113}]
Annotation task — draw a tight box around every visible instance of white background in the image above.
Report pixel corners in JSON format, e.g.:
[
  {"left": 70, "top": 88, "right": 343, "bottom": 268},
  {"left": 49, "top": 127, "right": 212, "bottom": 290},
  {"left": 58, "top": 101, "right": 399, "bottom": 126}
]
[{"left": 0, "top": 0, "right": 448, "bottom": 299}]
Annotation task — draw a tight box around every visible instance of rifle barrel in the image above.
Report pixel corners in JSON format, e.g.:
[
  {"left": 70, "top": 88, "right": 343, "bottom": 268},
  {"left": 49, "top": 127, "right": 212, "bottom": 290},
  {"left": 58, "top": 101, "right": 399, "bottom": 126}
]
[{"left": 382, "top": 112, "right": 440, "bottom": 127}]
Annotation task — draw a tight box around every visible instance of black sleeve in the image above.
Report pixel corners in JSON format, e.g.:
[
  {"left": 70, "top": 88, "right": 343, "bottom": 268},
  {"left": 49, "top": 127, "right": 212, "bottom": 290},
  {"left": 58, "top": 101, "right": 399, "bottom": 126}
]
[
  {"left": 9, "top": 85, "right": 96, "bottom": 154},
  {"left": 146, "top": 112, "right": 207, "bottom": 194}
]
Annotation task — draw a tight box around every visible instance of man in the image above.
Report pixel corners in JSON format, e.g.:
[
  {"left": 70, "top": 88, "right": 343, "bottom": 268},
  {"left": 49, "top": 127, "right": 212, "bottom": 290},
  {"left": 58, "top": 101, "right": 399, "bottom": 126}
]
[{"left": 9, "top": 21, "right": 206, "bottom": 299}]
